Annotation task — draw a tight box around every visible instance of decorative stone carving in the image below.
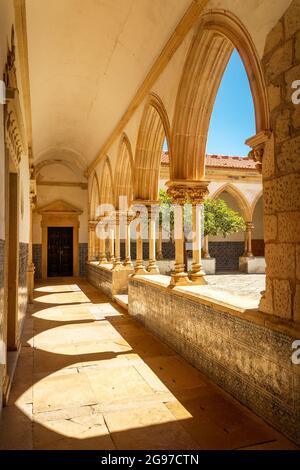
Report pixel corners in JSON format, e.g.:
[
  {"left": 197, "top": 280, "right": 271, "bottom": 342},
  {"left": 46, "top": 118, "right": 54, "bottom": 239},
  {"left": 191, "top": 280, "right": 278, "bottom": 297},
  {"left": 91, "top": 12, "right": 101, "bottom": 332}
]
[
  {"left": 4, "top": 27, "right": 26, "bottom": 170},
  {"left": 167, "top": 181, "right": 209, "bottom": 205},
  {"left": 246, "top": 130, "right": 272, "bottom": 174},
  {"left": 248, "top": 146, "right": 264, "bottom": 173}
]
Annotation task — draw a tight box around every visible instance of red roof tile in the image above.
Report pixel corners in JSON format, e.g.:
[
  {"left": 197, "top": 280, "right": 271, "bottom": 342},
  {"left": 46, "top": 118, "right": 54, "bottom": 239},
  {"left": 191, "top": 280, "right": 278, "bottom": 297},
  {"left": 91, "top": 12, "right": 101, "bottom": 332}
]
[{"left": 161, "top": 151, "right": 256, "bottom": 170}]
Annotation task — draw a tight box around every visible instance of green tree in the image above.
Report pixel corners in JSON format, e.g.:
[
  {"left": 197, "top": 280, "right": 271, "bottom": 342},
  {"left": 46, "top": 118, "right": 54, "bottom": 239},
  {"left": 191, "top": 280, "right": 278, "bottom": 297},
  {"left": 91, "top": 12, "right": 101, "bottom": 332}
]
[
  {"left": 158, "top": 189, "right": 245, "bottom": 238},
  {"left": 203, "top": 198, "right": 245, "bottom": 237}
]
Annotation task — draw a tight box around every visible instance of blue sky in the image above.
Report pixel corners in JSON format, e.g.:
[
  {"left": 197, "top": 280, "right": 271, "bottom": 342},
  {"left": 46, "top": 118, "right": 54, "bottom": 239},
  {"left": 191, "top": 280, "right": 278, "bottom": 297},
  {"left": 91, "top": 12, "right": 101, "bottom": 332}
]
[
  {"left": 163, "top": 49, "right": 255, "bottom": 156},
  {"left": 206, "top": 49, "right": 255, "bottom": 156}
]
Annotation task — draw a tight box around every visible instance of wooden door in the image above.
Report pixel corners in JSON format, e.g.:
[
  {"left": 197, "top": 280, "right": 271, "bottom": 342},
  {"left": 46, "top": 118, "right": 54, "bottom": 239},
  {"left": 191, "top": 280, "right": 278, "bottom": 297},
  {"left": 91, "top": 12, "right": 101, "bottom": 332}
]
[{"left": 47, "top": 227, "right": 73, "bottom": 277}]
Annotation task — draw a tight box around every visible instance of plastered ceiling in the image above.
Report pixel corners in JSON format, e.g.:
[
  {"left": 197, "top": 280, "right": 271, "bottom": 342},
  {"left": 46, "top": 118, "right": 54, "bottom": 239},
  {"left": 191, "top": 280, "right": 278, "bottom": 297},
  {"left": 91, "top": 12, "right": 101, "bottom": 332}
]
[{"left": 26, "top": 0, "right": 191, "bottom": 171}]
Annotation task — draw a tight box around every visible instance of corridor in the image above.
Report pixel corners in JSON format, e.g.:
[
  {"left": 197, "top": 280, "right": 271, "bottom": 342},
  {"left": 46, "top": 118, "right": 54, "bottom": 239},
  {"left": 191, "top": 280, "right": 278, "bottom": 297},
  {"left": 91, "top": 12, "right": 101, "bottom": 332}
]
[{"left": 0, "top": 279, "right": 295, "bottom": 450}]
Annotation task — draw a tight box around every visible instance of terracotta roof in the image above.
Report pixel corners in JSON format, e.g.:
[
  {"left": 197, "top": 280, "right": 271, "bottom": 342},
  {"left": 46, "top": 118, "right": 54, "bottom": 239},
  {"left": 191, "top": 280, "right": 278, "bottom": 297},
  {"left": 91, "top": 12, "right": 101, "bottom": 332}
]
[{"left": 161, "top": 151, "right": 256, "bottom": 170}]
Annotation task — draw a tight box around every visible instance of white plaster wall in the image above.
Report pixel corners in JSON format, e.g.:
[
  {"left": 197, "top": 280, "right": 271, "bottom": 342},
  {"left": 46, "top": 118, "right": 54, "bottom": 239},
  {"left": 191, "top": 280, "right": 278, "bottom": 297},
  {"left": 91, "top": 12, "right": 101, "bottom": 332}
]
[
  {"left": 18, "top": 153, "right": 30, "bottom": 243},
  {"left": 33, "top": 185, "right": 88, "bottom": 243}
]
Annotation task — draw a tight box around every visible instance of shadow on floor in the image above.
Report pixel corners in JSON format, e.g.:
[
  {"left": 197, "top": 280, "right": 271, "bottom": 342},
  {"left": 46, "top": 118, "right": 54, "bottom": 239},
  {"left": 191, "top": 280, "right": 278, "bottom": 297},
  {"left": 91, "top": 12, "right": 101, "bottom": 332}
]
[{"left": 0, "top": 277, "right": 296, "bottom": 450}]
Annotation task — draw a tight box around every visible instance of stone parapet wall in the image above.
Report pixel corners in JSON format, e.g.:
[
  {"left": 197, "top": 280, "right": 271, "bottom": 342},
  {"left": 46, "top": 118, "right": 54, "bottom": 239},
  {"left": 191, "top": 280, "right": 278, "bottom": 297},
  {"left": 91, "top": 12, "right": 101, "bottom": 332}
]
[
  {"left": 86, "top": 263, "right": 133, "bottom": 299},
  {"left": 128, "top": 277, "right": 300, "bottom": 445}
]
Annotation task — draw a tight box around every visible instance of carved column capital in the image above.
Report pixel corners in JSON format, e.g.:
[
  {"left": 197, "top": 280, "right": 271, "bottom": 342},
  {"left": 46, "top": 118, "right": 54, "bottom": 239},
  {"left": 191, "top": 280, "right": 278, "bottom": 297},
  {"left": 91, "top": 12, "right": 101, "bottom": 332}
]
[
  {"left": 167, "top": 180, "right": 209, "bottom": 205},
  {"left": 248, "top": 146, "right": 264, "bottom": 173},
  {"left": 188, "top": 183, "right": 209, "bottom": 205},
  {"left": 246, "top": 130, "right": 272, "bottom": 174},
  {"left": 167, "top": 185, "right": 187, "bottom": 205}
]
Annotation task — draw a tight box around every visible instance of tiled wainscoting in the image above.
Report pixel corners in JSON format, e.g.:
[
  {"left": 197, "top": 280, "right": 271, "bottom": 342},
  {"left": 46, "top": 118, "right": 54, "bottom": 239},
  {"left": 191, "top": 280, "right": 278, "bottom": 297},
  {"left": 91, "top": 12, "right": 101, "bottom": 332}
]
[
  {"left": 33, "top": 244, "right": 42, "bottom": 279},
  {"left": 209, "top": 242, "right": 244, "bottom": 272},
  {"left": 128, "top": 277, "right": 300, "bottom": 446},
  {"left": 18, "top": 243, "right": 28, "bottom": 336},
  {"left": 79, "top": 243, "right": 88, "bottom": 277}
]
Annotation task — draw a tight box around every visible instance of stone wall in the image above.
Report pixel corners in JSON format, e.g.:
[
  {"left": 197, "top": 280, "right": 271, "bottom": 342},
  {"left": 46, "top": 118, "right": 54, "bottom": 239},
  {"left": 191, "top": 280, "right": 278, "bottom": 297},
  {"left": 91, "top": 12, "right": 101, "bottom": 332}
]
[
  {"left": 262, "top": 0, "right": 300, "bottom": 322},
  {"left": 33, "top": 244, "right": 42, "bottom": 280},
  {"left": 86, "top": 263, "right": 133, "bottom": 299},
  {"left": 128, "top": 277, "right": 300, "bottom": 445}
]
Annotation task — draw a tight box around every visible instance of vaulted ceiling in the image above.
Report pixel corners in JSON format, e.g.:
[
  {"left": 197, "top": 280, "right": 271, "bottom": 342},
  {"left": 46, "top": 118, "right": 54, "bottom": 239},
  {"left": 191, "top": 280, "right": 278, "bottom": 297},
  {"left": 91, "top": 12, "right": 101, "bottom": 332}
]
[{"left": 26, "top": 0, "right": 191, "bottom": 173}]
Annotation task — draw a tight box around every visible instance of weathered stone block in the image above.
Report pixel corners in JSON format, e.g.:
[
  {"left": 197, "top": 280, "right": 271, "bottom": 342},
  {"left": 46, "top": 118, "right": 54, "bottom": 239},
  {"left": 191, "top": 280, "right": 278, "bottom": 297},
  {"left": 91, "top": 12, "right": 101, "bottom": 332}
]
[
  {"left": 294, "top": 284, "right": 300, "bottom": 323},
  {"left": 264, "top": 215, "right": 277, "bottom": 241},
  {"left": 285, "top": 64, "right": 300, "bottom": 101},
  {"left": 277, "top": 135, "right": 300, "bottom": 172},
  {"left": 273, "top": 279, "right": 292, "bottom": 319},
  {"left": 267, "top": 82, "right": 281, "bottom": 111},
  {"left": 264, "top": 174, "right": 300, "bottom": 213},
  {"left": 265, "top": 41, "right": 293, "bottom": 82},
  {"left": 278, "top": 212, "right": 300, "bottom": 242},
  {"left": 296, "top": 30, "right": 300, "bottom": 63},
  {"left": 296, "top": 245, "right": 300, "bottom": 280},
  {"left": 284, "top": 0, "right": 300, "bottom": 39},
  {"left": 292, "top": 105, "right": 300, "bottom": 129},
  {"left": 259, "top": 277, "right": 273, "bottom": 315},
  {"left": 265, "top": 243, "right": 295, "bottom": 279},
  {"left": 274, "top": 109, "right": 291, "bottom": 143},
  {"left": 264, "top": 20, "right": 284, "bottom": 54}
]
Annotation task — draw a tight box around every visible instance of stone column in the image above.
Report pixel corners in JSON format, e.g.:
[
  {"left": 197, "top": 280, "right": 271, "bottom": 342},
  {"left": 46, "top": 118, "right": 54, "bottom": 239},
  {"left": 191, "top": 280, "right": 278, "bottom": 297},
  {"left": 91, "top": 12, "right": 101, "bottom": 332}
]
[
  {"left": 124, "top": 213, "right": 134, "bottom": 268},
  {"left": 167, "top": 184, "right": 191, "bottom": 286},
  {"left": 112, "top": 212, "right": 123, "bottom": 270},
  {"left": 244, "top": 222, "right": 254, "bottom": 258},
  {"left": 88, "top": 221, "right": 96, "bottom": 261},
  {"left": 108, "top": 226, "right": 115, "bottom": 264},
  {"left": 134, "top": 213, "right": 147, "bottom": 275},
  {"left": 98, "top": 217, "right": 108, "bottom": 265},
  {"left": 156, "top": 222, "right": 163, "bottom": 260},
  {"left": 203, "top": 235, "right": 210, "bottom": 259},
  {"left": 27, "top": 193, "right": 36, "bottom": 303},
  {"left": 190, "top": 183, "right": 208, "bottom": 284},
  {"left": 147, "top": 205, "right": 160, "bottom": 274}
]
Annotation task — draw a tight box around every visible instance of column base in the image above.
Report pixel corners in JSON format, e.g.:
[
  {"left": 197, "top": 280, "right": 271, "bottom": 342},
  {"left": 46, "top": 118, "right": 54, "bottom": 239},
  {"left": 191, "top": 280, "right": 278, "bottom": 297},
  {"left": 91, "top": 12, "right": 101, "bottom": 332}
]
[
  {"left": 27, "top": 263, "right": 35, "bottom": 304},
  {"left": 147, "top": 261, "right": 160, "bottom": 274},
  {"left": 169, "top": 272, "right": 192, "bottom": 287},
  {"left": 112, "top": 261, "right": 124, "bottom": 272},
  {"left": 190, "top": 271, "right": 207, "bottom": 285},
  {"left": 124, "top": 258, "right": 134, "bottom": 269},
  {"left": 134, "top": 263, "right": 148, "bottom": 275},
  {"left": 98, "top": 258, "right": 108, "bottom": 265}
]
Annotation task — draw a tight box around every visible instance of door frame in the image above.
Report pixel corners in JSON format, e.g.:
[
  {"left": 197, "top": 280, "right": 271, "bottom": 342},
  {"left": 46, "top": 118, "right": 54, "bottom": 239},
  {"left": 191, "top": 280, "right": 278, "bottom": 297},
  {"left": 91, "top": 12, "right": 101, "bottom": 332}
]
[{"left": 36, "top": 200, "right": 82, "bottom": 279}]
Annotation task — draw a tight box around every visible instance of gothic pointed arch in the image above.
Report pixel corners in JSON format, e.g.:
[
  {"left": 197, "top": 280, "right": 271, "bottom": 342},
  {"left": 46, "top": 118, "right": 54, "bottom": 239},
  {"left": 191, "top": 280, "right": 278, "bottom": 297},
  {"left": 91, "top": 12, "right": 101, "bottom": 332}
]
[
  {"left": 99, "top": 156, "right": 114, "bottom": 208},
  {"left": 172, "top": 10, "right": 270, "bottom": 181},
  {"left": 211, "top": 183, "right": 252, "bottom": 222},
  {"left": 89, "top": 172, "right": 100, "bottom": 220},
  {"left": 114, "top": 133, "right": 134, "bottom": 209},
  {"left": 251, "top": 191, "right": 263, "bottom": 220},
  {"left": 134, "top": 93, "right": 172, "bottom": 201}
]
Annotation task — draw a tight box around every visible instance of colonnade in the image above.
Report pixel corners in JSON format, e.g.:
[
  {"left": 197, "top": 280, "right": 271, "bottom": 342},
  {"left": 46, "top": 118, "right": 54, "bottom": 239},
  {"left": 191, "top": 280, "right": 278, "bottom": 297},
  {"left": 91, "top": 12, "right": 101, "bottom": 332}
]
[{"left": 87, "top": 181, "right": 219, "bottom": 286}]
